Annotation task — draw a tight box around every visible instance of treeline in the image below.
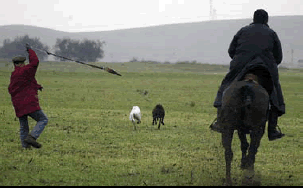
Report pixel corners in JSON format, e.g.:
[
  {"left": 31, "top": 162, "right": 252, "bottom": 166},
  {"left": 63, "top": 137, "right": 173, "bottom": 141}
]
[
  {"left": 0, "top": 35, "right": 105, "bottom": 62},
  {"left": 129, "top": 57, "right": 199, "bottom": 64}
]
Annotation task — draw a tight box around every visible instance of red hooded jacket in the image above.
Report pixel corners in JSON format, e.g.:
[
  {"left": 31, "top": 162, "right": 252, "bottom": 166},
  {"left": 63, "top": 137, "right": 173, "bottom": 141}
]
[{"left": 8, "top": 49, "right": 43, "bottom": 117}]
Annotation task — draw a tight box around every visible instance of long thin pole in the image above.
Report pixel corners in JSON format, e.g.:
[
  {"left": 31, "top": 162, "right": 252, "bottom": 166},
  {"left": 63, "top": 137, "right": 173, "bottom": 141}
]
[
  {"left": 46, "top": 51, "right": 105, "bottom": 70},
  {"left": 32, "top": 47, "right": 122, "bottom": 76}
]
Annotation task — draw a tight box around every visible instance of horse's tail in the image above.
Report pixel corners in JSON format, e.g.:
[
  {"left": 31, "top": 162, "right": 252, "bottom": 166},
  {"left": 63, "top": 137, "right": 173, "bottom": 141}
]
[
  {"left": 240, "top": 80, "right": 256, "bottom": 109},
  {"left": 239, "top": 80, "right": 256, "bottom": 133}
]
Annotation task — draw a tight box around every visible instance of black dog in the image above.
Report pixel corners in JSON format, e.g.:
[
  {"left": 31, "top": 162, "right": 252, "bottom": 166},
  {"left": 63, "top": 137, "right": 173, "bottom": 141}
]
[{"left": 152, "top": 104, "right": 165, "bottom": 129}]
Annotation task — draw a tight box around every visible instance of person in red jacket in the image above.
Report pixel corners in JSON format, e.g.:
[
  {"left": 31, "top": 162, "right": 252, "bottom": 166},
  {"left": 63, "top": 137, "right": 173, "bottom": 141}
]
[{"left": 8, "top": 43, "right": 48, "bottom": 149}]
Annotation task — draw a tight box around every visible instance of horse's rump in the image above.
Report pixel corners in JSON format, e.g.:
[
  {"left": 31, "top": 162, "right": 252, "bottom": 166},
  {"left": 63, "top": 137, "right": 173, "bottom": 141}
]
[{"left": 219, "top": 70, "right": 269, "bottom": 132}]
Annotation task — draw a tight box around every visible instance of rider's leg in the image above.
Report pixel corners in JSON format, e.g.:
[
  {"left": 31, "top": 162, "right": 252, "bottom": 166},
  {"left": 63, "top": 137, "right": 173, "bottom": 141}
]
[{"left": 268, "top": 106, "right": 285, "bottom": 141}]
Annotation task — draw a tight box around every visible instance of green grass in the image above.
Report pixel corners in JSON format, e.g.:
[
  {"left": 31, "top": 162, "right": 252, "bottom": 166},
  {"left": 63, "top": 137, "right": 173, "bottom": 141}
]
[{"left": 0, "top": 61, "right": 302, "bottom": 186}]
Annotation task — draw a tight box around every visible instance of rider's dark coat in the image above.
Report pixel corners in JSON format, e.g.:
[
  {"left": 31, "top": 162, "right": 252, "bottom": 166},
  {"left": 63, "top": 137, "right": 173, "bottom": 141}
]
[{"left": 214, "top": 23, "right": 285, "bottom": 116}]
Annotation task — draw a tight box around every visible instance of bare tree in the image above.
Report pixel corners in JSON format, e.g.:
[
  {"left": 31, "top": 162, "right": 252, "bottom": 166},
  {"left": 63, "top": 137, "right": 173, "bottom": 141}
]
[
  {"left": 54, "top": 38, "right": 105, "bottom": 62},
  {"left": 0, "top": 35, "right": 49, "bottom": 61}
]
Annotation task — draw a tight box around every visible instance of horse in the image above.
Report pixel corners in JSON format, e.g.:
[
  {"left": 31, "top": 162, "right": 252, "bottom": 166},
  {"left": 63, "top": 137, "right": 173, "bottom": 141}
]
[{"left": 218, "top": 66, "right": 271, "bottom": 185}]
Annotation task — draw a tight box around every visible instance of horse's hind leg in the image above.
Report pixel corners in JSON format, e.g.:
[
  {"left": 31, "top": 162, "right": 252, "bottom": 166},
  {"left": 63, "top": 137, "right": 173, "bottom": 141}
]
[
  {"left": 238, "top": 130, "right": 249, "bottom": 169},
  {"left": 246, "top": 129, "right": 264, "bottom": 171},
  {"left": 240, "top": 129, "right": 264, "bottom": 185},
  {"left": 222, "top": 129, "right": 234, "bottom": 185}
]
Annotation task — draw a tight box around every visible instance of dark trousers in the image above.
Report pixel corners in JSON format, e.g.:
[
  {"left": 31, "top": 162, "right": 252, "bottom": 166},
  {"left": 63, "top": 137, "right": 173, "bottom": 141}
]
[{"left": 268, "top": 106, "right": 279, "bottom": 131}]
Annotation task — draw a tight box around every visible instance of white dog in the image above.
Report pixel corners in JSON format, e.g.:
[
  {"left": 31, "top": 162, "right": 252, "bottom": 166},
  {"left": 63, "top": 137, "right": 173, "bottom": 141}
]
[{"left": 129, "top": 106, "right": 141, "bottom": 130}]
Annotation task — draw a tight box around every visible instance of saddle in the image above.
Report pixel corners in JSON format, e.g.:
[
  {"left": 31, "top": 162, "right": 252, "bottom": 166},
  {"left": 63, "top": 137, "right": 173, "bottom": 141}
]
[{"left": 238, "top": 62, "right": 273, "bottom": 95}]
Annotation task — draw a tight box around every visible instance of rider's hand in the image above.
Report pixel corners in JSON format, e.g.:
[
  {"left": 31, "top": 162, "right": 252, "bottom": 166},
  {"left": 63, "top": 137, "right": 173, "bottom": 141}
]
[{"left": 25, "top": 43, "right": 31, "bottom": 52}]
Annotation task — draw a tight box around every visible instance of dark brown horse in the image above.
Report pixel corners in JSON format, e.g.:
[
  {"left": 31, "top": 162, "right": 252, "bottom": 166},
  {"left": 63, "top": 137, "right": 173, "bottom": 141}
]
[{"left": 218, "top": 68, "right": 271, "bottom": 185}]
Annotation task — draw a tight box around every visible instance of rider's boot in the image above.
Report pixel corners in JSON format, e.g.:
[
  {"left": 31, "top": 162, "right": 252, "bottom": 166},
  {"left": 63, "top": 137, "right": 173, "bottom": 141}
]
[
  {"left": 210, "top": 107, "right": 224, "bottom": 133},
  {"left": 268, "top": 109, "right": 285, "bottom": 141}
]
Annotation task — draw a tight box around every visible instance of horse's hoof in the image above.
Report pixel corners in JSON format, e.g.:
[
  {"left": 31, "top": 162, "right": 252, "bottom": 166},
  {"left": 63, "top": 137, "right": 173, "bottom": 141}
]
[
  {"left": 242, "top": 176, "right": 258, "bottom": 186},
  {"left": 240, "top": 163, "right": 248, "bottom": 170},
  {"left": 240, "top": 158, "right": 249, "bottom": 169},
  {"left": 223, "top": 179, "right": 232, "bottom": 186}
]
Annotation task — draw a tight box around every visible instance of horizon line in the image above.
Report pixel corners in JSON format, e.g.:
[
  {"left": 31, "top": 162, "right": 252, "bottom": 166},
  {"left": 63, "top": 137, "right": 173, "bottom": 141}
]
[{"left": 0, "top": 14, "right": 302, "bottom": 33}]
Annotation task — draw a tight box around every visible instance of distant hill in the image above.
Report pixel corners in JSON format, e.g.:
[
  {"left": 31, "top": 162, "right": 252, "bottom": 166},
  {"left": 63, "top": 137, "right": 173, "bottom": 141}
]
[{"left": 0, "top": 15, "right": 302, "bottom": 67}]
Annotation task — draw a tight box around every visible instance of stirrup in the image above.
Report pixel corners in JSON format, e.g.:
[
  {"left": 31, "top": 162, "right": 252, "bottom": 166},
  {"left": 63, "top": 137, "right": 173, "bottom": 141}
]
[
  {"left": 209, "top": 118, "right": 217, "bottom": 128},
  {"left": 276, "top": 125, "right": 283, "bottom": 133},
  {"left": 268, "top": 125, "right": 285, "bottom": 141},
  {"left": 209, "top": 118, "right": 224, "bottom": 133}
]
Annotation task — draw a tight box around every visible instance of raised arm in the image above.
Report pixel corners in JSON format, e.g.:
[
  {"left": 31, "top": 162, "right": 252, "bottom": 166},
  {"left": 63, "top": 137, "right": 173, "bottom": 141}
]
[
  {"left": 23, "top": 47, "right": 40, "bottom": 78},
  {"left": 28, "top": 48, "right": 39, "bottom": 67}
]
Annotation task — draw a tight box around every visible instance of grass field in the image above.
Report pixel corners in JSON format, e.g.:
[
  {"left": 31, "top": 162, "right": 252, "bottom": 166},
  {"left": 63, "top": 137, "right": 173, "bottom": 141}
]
[{"left": 0, "top": 61, "right": 302, "bottom": 186}]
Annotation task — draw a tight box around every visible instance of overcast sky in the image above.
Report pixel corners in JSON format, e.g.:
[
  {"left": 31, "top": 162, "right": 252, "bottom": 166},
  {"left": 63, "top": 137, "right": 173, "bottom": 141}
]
[{"left": 1, "top": 0, "right": 302, "bottom": 32}]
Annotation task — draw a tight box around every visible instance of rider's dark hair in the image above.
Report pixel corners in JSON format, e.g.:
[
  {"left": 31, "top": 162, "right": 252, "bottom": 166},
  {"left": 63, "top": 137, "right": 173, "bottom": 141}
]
[{"left": 253, "top": 9, "right": 268, "bottom": 24}]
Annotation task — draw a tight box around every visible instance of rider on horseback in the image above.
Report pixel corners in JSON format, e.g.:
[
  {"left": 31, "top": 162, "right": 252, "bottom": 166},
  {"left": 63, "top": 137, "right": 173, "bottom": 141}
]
[{"left": 210, "top": 9, "right": 285, "bottom": 141}]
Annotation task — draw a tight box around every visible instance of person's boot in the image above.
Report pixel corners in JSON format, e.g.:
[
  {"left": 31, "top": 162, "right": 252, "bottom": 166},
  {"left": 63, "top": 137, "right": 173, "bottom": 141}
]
[
  {"left": 24, "top": 134, "right": 42, "bottom": 148},
  {"left": 210, "top": 107, "right": 224, "bottom": 133},
  {"left": 268, "top": 110, "right": 285, "bottom": 141}
]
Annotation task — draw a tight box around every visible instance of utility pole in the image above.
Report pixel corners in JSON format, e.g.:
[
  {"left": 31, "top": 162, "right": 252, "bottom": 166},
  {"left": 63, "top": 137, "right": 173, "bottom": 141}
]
[
  {"left": 291, "top": 48, "right": 294, "bottom": 65},
  {"left": 209, "top": 0, "right": 216, "bottom": 20},
  {"left": 210, "top": 0, "right": 213, "bottom": 20}
]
